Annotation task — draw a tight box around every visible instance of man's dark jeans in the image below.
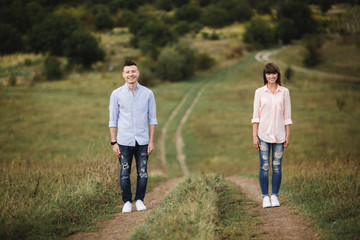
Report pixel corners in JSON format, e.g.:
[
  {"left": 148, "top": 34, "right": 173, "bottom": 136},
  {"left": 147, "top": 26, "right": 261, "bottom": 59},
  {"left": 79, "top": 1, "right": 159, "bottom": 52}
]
[{"left": 118, "top": 142, "right": 148, "bottom": 203}]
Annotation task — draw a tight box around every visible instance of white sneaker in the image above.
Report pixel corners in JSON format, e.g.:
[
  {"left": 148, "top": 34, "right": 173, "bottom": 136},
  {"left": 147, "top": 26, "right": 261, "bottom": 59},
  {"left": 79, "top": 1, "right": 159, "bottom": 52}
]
[
  {"left": 262, "top": 196, "right": 271, "bottom": 208},
  {"left": 122, "top": 201, "right": 132, "bottom": 213},
  {"left": 135, "top": 200, "right": 147, "bottom": 211},
  {"left": 271, "top": 195, "right": 280, "bottom": 207}
]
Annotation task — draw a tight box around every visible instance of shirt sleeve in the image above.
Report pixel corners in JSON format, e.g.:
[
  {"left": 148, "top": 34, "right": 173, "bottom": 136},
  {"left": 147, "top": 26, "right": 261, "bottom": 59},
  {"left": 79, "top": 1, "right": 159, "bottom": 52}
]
[
  {"left": 148, "top": 91, "right": 158, "bottom": 125},
  {"left": 251, "top": 89, "right": 260, "bottom": 123},
  {"left": 283, "top": 89, "right": 293, "bottom": 125},
  {"left": 109, "top": 91, "right": 119, "bottom": 127}
]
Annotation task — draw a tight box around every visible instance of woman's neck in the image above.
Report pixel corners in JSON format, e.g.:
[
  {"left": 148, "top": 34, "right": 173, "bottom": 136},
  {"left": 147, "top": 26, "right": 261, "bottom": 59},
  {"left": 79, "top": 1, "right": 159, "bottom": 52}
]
[{"left": 267, "top": 83, "right": 277, "bottom": 93}]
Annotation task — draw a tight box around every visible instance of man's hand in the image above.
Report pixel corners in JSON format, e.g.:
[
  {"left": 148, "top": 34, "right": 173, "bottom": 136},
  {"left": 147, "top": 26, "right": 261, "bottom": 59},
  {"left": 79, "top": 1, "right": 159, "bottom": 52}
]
[
  {"left": 147, "top": 142, "right": 154, "bottom": 155},
  {"left": 113, "top": 144, "right": 120, "bottom": 158}
]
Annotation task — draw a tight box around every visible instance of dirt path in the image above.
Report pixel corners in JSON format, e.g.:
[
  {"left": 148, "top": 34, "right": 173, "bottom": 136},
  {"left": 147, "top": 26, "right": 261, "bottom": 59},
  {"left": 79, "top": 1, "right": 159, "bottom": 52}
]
[
  {"left": 227, "top": 176, "right": 320, "bottom": 240},
  {"left": 158, "top": 87, "right": 195, "bottom": 177},
  {"left": 255, "top": 47, "right": 360, "bottom": 80},
  {"left": 175, "top": 86, "right": 206, "bottom": 177},
  {"left": 69, "top": 178, "right": 183, "bottom": 240}
]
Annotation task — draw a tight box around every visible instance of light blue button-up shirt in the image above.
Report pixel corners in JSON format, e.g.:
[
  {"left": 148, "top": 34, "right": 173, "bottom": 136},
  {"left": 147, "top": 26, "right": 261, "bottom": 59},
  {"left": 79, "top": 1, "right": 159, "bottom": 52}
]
[{"left": 109, "top": 83, "right": 157, "bottom": 146}]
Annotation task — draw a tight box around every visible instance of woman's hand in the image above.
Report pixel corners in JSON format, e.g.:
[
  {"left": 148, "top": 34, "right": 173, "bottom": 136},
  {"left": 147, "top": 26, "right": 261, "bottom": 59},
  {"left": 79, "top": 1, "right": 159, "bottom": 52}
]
[
  {"left": 284, "top": 136, "right": 290, "bottom": 149},
  {"left": 253, "top": 136, "right": 260, "bottom": 150}
]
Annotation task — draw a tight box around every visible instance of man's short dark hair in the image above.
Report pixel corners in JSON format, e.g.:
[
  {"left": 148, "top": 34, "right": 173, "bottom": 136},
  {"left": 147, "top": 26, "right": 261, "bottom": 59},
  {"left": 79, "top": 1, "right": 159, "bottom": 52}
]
[{"left": 124, "top": 59, "right": 137, "bottom": 67}]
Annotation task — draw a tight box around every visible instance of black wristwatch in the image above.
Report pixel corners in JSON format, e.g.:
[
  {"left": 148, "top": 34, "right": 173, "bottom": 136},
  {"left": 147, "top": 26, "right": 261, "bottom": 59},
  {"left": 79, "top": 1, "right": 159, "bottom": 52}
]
[{"left": 111, "top": 141, "right": 117, "bottom": 145}]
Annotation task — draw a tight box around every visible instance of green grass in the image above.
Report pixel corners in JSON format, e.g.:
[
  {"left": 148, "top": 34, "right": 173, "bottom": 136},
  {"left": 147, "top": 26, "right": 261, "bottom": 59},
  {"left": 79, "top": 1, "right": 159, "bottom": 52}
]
[
  {"left": 129, "top": 173, "right": 259, "bottom": 240},
  {"left": 272, "top": 41, "right": 360, "bottom": 78},
  {"left": 1, "top": 25, "right": 360, "bottom": 239},
  {"left": 282, "top": 160, "right": 360, "bottom": 240},
  {"left": 180, "top": 42, "right": 360, "bottom": 238},
  {"left": 0, "top": 148, "right": 167, "bottom": 240}
]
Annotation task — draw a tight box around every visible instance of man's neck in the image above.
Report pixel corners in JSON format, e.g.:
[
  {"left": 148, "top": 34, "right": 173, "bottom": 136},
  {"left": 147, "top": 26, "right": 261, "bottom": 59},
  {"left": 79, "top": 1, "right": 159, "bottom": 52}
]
[{"left": 126, "top": 82, "right": 138, "bottom": 94}]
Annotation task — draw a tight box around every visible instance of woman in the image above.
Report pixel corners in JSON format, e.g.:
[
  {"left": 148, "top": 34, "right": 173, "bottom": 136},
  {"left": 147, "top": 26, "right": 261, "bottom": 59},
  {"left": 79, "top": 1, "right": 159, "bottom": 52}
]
[{"left": 252, "top": 62, "right": 292, "bottom": 208}]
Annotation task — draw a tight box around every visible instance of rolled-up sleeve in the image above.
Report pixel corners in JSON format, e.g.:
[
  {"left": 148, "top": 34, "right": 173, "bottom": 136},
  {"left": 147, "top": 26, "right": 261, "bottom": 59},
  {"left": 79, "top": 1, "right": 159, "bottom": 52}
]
[
  {"left": 148, "top": 92, "right": 157, "bottom": 125},
  {"left": 284, "top": 89, "right": 293, "bottom": 125},
  {"left": 109, "top": 91, "right": 119, "bottom": 127},
  {"left": 251, "top": 89, "right": 260, "bottom": 123}
]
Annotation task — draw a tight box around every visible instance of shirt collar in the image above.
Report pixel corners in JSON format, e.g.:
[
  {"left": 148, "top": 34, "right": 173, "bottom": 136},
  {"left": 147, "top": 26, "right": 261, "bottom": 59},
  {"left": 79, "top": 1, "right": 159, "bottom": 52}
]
[
  {"left": 263, "top": 84, "right": 281, "bottom": 93},
  {"left": 124, "top": 82, "right": 141, "bottom": 92}
]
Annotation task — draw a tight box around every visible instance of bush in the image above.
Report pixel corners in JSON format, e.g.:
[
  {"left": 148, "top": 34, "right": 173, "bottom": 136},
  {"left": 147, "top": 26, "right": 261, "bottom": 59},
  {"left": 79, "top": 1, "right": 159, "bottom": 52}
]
[
  {"left": 302, "top": 34, "right": 324, "bottom": 67},
  {"left": 156, "top": 41, "right": 196, "bottom": 81},
  {"left": 63, "top": 31, "right": 105, "bottom": 69},
  {"left": 201, "top": 5, "right": 232, "bottom": 28},
  {"left": 43, "top": 56, "right": 63, "bottom": 81},
  {"left": 175, "top": 21, "right": 191, "bottom": 35},
  {"left": 9, "top": 74, "right": 17, "bottom": 87},
  {"left": 196, "top": 52, "right": 215, "bottom": 70},
  {"left": 284, "top": 67, "right": 294, "bottom": 82},
  {"left": 243, "top": 18, "right": 275, "bottom": 48},
  {"left": 94, "top": 12, "right": 115, "bottom": 30},
  {"left": 209, "top": 31, "right": 220, "bottom": 40}
]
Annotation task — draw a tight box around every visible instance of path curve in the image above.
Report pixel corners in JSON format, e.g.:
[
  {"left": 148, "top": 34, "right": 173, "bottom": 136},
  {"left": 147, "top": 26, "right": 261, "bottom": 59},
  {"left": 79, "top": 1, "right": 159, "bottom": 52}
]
[
  {"left": 69, "top": 178, "right": 183, "bottom": 240},
  {"left": 227, "top": 176, "right": 320, "bottom": 240},
  {"left": 159, "top": 88, "right": 195, "bottom": 177},
  {"left": 255, "top": 47, "right": 360, "bottom": 80}
]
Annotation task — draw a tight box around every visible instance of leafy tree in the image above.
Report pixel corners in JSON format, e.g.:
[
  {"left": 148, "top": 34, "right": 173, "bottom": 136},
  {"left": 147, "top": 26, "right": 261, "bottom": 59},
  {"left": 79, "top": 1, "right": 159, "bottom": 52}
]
[
  {"left": 277, "top": 1, "right": 318, "bottom": 39},
  {"left": 175, "top": 4, "right": 202, "bottom": 23},
  {"left": 94, "top": 12, "right": 115, "bottom": 30},
  {"left": 231, "top": 4, "right": 253, "bottom": 23},
  {"left": 0, "top": 0, "right": 31, "bottom": 34},
  {"left": 173, "top": 0, "right": 190, "bottom": 8},
  {"left": 201, "top": 5, "right": 232, "bottom": 28},
  {"left": 243, "top": 18, "right": 275, "bottom": 48},
  {"left": 28, "top": 13, "right": 82, "bottom": 55},
  {"left": 275, "top": 18, "right": 298, "bottom": 44},
  {"left": 127, "top": 12, "right": 177, "bottom": 59},
  {"left": 155, "top": 0, "right": 173, "bottom": 11},
  {"left": 0, "top": 23, "right": 23, "bottom": 54},
  {"left": 63, "top": 31, "right": 105, "bottom": 68}
]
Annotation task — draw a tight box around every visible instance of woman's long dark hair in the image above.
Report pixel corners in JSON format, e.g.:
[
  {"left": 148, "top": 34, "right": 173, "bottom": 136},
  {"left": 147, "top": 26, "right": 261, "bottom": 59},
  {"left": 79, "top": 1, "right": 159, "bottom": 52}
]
[{"left": 263, "top": 62, "right": 281, "bottom": 86}]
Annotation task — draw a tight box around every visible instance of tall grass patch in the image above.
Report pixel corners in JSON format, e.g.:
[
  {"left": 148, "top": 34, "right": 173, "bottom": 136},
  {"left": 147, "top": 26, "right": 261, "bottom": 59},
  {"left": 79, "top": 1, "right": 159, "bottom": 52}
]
[
  {"left": 0, "top": 153, "right": 120, "bottom": 239},
  {"left": 129, "top": 173, "right": 258, "bottom": 240},
  {"left": 282, "top": 159, "right": 360, "bottom": 239},
  {"left": 0, "top": 151, "right": 167, "bottom": 239}
]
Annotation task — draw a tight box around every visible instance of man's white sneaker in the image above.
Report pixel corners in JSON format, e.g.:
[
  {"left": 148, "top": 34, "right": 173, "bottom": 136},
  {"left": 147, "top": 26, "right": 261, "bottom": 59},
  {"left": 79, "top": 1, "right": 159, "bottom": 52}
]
[
  {"left": 262, "top": 196, "right": 271, "bottom": 208},
  {"left": 135, "top": 200, "right": 147, "bottom": 211},
  {"left": 271, "top": 195, "right": 280, "bottom": 207},
  {"left": 122, "top": 201, "right": 132, "bottom": 213}
]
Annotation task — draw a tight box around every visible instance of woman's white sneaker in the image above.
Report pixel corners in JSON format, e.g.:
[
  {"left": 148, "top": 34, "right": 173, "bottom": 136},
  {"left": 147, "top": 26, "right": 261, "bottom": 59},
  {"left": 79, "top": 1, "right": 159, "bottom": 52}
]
[
  {"left": 271, "top": 195, "right": 280, "bottom": 207},
  {"left": 262, "top": 196, "right": 271, "bottom": 208},
  {"left": 136, "top": 200, "right": 147, "bottom": 211},
  {"left": 122, "top": 201, "right": 132, "bottom": 213}
]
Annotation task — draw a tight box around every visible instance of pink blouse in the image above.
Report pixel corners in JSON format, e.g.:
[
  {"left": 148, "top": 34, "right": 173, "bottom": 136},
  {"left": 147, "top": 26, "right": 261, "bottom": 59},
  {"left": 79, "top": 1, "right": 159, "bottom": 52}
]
[{"left": 252, "top": 84, "right": 292, "bottom": 143}]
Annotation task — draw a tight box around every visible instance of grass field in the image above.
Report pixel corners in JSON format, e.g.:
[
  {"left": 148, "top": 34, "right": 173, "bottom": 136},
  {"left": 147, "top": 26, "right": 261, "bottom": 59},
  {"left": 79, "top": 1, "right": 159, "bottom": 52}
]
[{"left": 1, "top": 25, "right": 360, "bottom": 239}]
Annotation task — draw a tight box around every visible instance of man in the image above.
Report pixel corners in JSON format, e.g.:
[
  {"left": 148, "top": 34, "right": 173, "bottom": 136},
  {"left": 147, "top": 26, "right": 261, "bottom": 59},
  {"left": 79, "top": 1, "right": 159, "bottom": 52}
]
[{"left": 109, "top": 59, "right": 157, "bottom": 213}]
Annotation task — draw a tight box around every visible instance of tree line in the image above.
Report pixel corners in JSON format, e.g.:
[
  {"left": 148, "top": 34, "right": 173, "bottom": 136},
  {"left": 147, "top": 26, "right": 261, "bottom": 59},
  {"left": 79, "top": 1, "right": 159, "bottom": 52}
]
[{"left": 0, "top": 0, "right": 358, "bottom": 72}]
